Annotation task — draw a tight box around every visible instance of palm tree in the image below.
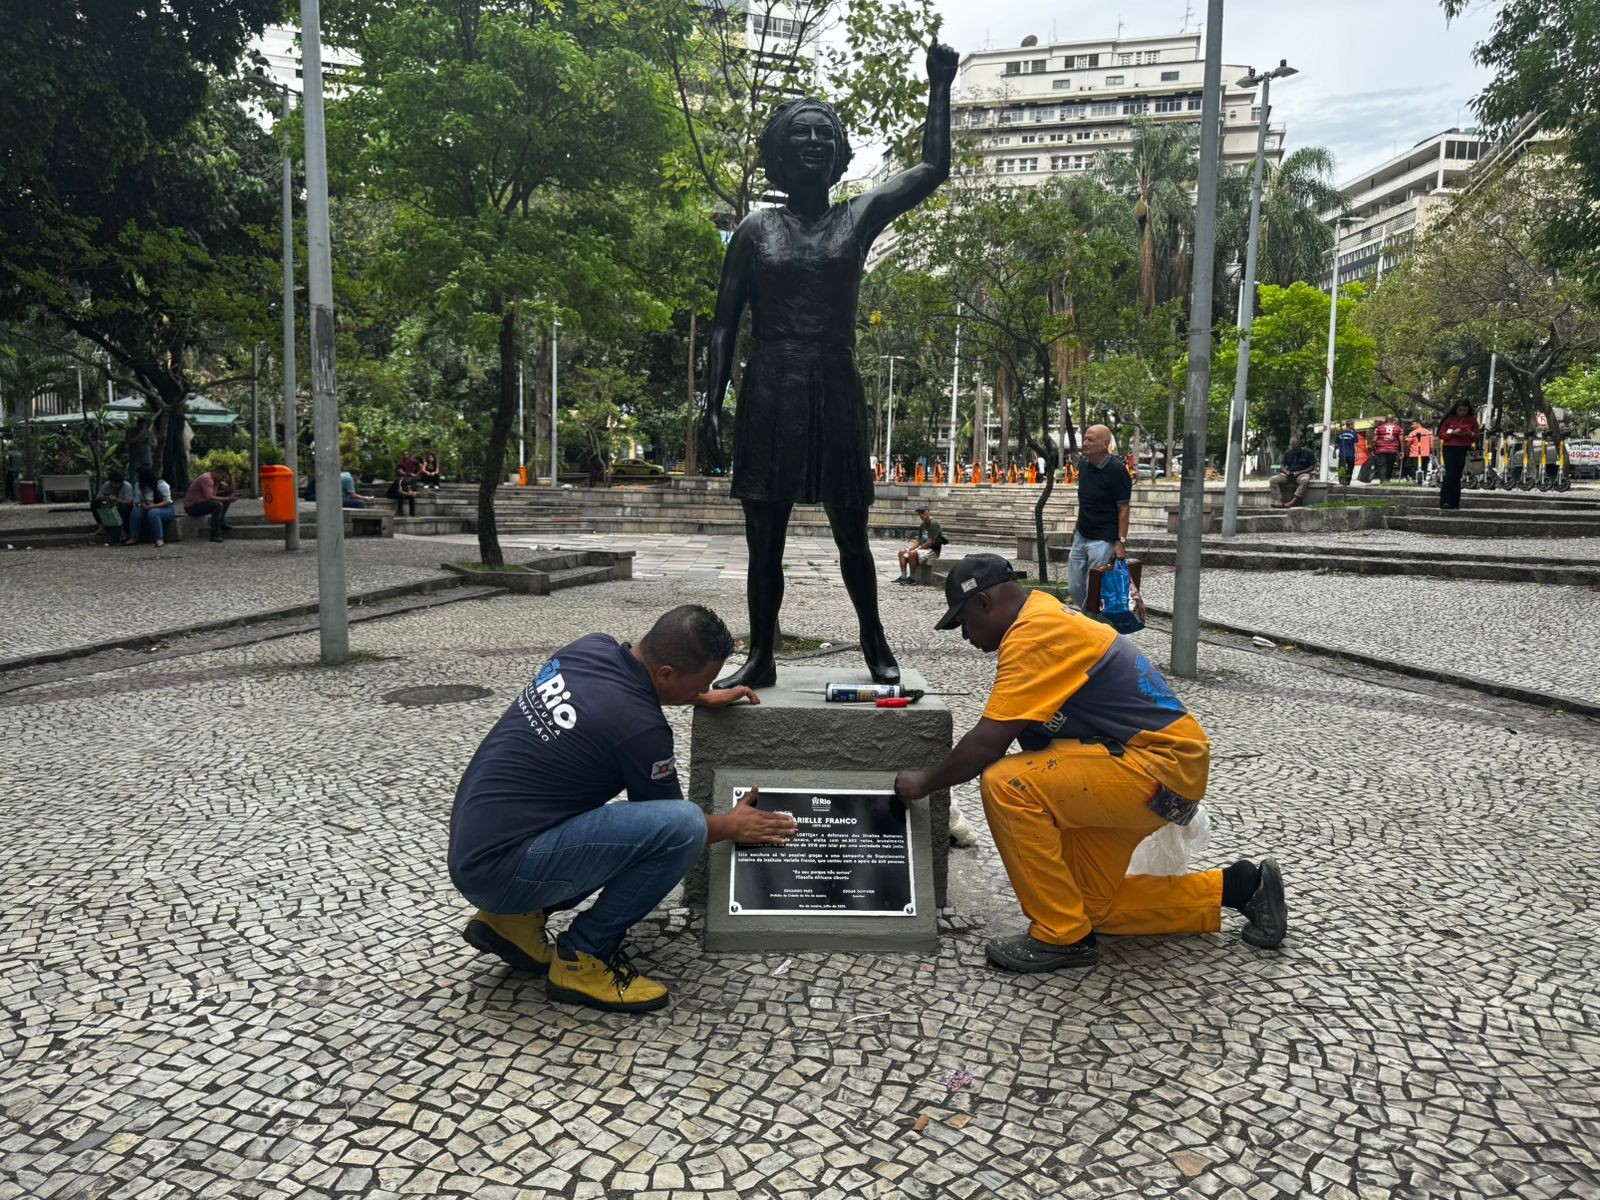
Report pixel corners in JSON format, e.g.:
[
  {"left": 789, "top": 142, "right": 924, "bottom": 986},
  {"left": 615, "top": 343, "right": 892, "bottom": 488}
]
[
  {"left": 1257, "top": 147, "right": 1346, "bottom": 287},
  {"left": 1095, "top": 118, "right": 1199, "bottom": 313}
]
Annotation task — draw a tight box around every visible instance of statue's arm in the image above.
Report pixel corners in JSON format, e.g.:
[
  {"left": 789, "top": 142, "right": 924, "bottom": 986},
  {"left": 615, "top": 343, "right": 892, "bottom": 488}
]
[
  {"left": 855, "top": 41, "right": 959, "bottom": 242},
  {"left": 704, "top": 218, "right": 757, "bottom": 422}
]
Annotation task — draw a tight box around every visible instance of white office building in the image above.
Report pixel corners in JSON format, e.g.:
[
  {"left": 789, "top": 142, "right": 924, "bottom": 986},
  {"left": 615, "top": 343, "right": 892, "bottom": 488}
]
[
  {"left": 1321, "top": 128, "right": 1490, "bottom": 288},
  {"left": 252, "top": 25, "right": 360, "bottom": 97},
  {"left": 954, "top": 33, "right": 1283, "bottom": 183}
]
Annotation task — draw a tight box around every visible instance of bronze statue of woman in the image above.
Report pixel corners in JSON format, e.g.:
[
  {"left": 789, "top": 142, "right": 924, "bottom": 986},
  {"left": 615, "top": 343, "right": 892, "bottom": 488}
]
[{"left": 703, "top": 41, "right": 959, "bottom": 688}]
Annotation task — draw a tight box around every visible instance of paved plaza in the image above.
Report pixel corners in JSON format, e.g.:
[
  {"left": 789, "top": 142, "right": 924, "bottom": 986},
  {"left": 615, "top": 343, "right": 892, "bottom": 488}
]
[{"left": 3, "top": 529, "right": 1599, "bottom": 1199}]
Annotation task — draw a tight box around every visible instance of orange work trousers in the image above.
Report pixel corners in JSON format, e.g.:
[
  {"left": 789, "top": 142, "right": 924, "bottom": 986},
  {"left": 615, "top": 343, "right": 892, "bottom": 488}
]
[{"left": 980, "top": 742, "right": 1221, "bottom": 944}]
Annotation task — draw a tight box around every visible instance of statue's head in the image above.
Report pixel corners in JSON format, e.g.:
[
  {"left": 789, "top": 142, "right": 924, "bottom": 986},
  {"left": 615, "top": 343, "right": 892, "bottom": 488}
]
[{"left": 760, "top": 98, "right": 853, "bottom": 193}]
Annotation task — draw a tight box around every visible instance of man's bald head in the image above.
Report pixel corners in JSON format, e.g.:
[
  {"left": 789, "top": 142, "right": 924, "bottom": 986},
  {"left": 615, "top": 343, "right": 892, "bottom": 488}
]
[{"left": 1083, "top": 424, "right": 1113, "bottom": 463}]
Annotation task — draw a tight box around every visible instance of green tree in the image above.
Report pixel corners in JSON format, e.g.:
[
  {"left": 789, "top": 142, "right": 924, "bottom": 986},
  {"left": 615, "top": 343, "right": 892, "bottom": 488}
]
[
  {"left": 1360, "top": 155, "right": 1600, "bottom": 435},
  {"left": 328, "top": 0, "right": 717, "bottom": 564},
  {"left": 1545, "top": 362, "right": 1600, "bottom": 437},
  {"left": 1200, "top": 282, "right": 1376, "bottom": 455},
  {"left": 1095, "top": 118, "right": 1198, "bottom": 313},
  {"left": 1256, "top": 147, "right": 1346, "bottom": 287},
  {"left": 1443, "top": 0, "right": 1600, "bottom": 295}
]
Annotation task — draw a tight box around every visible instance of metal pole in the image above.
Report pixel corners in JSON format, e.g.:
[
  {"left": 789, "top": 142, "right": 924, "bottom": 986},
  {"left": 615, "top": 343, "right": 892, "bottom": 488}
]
[
  {"left": 947, "top": 305, "right": 962, "bottom": 483},
  {"left": 281, "top": 87, "right": 302, "bottom": 553},
  {"left": 549, "top": 317, "right": 559, "bottom": 487},
  {"left": 1318, "top": 220, "right": 1346, "bottom": 482},
  {"left": 517, "top": 340, "right": 525, "bottom": 480},
  {"left": 1221, "top": 71, "right": 1273, "bottom": 536},
  {"left": 302, "top": 0, "right": 348, "bottom": 663},
  {"left": 1485, "top": 350, "right": 1498, "bottom": 426},
  {"left": 1169, "top": 0, "right": 1225, "bottom": 680},
  {"left": 250, "top": 345, "right": 260, "bottom": 494},
  {"left": 885, "top": 356, "right": 897, "bottom": 470}
]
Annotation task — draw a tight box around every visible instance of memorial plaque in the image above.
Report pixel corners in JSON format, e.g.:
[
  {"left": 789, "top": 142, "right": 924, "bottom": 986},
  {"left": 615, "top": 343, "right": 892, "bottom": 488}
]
[
  {"left": 728, "top": 788, "right": 914, "bottom": 917},
  {"left": 704, "top": 768, "right": 938, "bottom": 953}
]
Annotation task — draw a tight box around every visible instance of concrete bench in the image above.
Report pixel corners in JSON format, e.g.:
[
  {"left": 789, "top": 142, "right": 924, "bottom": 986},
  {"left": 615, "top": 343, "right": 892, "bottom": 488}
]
[
  {"left": 41, "top": 473, "right": 92, "bottom": 501},
  {"left": 344, "top": 507, "right": 394, "bottom": 537}
]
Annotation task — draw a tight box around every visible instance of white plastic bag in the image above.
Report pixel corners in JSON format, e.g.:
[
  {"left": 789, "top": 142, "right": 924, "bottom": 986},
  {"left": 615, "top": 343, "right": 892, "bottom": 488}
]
[{"left": 1127, "top": 805, "right": 1212, "bottom": 876}]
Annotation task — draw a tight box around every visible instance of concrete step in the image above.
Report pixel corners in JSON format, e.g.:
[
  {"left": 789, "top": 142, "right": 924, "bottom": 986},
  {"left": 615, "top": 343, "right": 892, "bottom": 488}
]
[
  {"left": 545, "top": 565, "right": 615, "bottom": 591},
  {"left": 1385, "top": 515, "right": 1600, "bottom": 537},
  {"left": 1128, "top": 536, "right": 1597, "bottom": 567}
]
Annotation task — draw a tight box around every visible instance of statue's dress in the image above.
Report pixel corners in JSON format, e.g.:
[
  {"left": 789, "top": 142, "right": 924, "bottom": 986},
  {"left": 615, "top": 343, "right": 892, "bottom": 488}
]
[{"left": 730, "top": 203, "right": 875, "bottom": 510}]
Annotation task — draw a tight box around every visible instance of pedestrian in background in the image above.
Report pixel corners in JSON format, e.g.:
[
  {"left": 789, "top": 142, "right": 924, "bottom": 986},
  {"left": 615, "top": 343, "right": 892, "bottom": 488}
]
[
  {"left": 1067, "top": 424, "right": 1131, "bottom": 611},
  {"left": 1372, "top": 414, "right": 1403, "bottom": 482},
  {"left": 1437, "top": 402, "right": 1482, "bottom": 510},
  {"left": 1406, "top": 420, "right": 1433, "bottom": 482},
  {"left": 1335, "top": 420, "right": 1359, "bottom": 485}
]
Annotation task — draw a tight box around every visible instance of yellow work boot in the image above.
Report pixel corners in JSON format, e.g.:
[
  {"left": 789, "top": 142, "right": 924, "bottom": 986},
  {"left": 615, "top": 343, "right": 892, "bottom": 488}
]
[
  {"left": 545, "top": 944, "right": 670, "bottom": 1013},
  {"left": 462, "top": 909, "right": 553, "bottom": 976}
]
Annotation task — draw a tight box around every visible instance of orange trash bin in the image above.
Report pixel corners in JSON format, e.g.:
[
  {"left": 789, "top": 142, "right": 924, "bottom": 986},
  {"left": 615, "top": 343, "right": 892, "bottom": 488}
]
[{"left": 259, "top": 464, "right": 297, "bottom": 523}]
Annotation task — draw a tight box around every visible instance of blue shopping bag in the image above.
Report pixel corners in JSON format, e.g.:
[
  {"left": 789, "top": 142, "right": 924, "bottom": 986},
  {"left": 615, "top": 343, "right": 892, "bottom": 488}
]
[{"left": 1097, "top": 559, "right": 1145, "bottom": 634}]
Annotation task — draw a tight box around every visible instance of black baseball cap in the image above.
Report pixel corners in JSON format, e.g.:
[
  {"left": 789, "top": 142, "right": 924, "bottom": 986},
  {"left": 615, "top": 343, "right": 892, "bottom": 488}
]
[
  {"left": 934, "top": 553, "right": 1025, "bottom": 630},
  {"left": 915, "top": 503, "right": 929, "bottom": 513}
]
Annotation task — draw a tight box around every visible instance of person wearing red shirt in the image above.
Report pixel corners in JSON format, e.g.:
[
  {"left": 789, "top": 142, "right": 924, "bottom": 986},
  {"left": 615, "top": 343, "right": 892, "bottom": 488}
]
[
  {"left": 1372, "top": 415, "right": 1404, "bottom": 482},
  {"left": 1436, "top": 403, "right": 1482, "bottom": 510}
]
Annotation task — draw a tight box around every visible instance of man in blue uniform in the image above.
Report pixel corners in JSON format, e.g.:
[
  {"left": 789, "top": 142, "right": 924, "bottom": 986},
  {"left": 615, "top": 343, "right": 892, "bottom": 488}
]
[{"left": 450, "top": 605, "right": 795, "bottom": 1013}]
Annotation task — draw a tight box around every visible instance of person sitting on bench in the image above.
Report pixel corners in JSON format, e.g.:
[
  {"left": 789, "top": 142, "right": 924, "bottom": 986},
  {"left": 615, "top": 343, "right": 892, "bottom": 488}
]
[
  {"left": 184, "top": 465, "right": 235, "bottom": 542},
  {"left": 893, "top": 503, "right": 945, "bottom": 585}
]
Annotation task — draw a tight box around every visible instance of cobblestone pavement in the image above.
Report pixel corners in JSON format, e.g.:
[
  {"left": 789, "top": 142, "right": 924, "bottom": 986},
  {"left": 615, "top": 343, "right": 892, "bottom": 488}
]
[
  {"left": 0, "top": 534, "right": 460, "bottom": 663},
  {"left": 1135, "top": 568, "right": 1599, "bottom": 703},
  {"left": 1227, "top": 529, "right": 1600, "bottom": 562},
  {"left": 4, "top": 566, "right": 1598, "bottom": 1199}
]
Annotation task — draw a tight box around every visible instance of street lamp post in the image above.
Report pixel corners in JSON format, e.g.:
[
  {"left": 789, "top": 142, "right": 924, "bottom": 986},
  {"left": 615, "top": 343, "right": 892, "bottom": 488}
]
[
  {"left": 1319, "top": 217, "right": 1354, "bottom": 482},
  {"left": 549, "top": 317, "right": 560, "bottom": 487},
  {"left": 882, "top": 355, "right": 904, "bottom": 475},
  {"left": 946, "top": 306, "right": 962, "bottom": 483},
  {"left": 1169, "top": 0, "right": 1225, "bottom": 680},
  {"left": 281, "top": 85, "right": 301, "bottom": 553},
  {"left": 301, "top": 0, "right": 348, "bottom": 663},
  {"left": 1222, "top": 59, "right": 1297, "bottom": 537}
]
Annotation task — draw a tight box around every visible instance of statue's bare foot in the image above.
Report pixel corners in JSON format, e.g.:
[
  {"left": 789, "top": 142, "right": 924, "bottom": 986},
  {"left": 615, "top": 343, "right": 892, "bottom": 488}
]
[
  {"left": 862, "top": 631, "right": 900, "bottom": 685},
  {"left": 716, "top": 655, "right": 777, "bottom": 690}
]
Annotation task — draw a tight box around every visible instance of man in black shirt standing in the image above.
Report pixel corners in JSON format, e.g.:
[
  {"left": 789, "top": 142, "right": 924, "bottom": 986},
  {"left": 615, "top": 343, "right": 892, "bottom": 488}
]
[
  {"left": 450, "top": 605, "right": 795, "bottom": 1013},
  {"left": 1270, "top": 438, "right": 1319, "bottom": 507},
  {"left": 1068, "top": 424, "right": 1133, "bottom": 610}
]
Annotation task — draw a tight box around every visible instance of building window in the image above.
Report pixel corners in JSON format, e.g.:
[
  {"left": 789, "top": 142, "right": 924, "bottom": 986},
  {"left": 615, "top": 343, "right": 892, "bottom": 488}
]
[
  {"left": 1187, "top": 97, "right": 1202, "bottom": 110},
  {"left": 751, "top": 14, "right": 800, "bottom": 39},
  {"left": 1138, "top": 50, "right": 1160, "bottom": 64},
  {"left": 1105, "top": 74, "right": 1124, "bottom": 85},
  {"left": 995, "top": 136, "right": 1012, "bottom": 145},
  {"left": 1053, "top": 78, "right": 1073, "bottom": 90},
  {"left": 1049, "top": 132, "right": 1066, "bottom": 142},
  {"left": 1000, "top": 107, "right": 1024, "bottom": 124},
  {"left": 1122, "top": 100, "right": 1148, "bottom": 115},
  {"left": 1021, "top": 157, "right": 1039, "bottom": 172},
  {"left": 1118, "top": 53, "right": 1133, "bottom": 65},
  {"left": 1067, "top": 53, "right": 1099, "bottom": 69},
  {"left": 1004, "top": 61, "right": 1019, "bottom": 75},
  {"left": 1051, "top": 155, "right": 1070, "bottom": 171},
  {"left": 1161, "top": 70, "right": 1179, "bottom": 81},
  {"left": 1250, "top": 106, "right": 1262, "bottom": 122},
  {"left": 1032, "top": 107, "right": 1056, "bottom": 121},
  {"left": 1154, "top": 97, "right": 1183, "bottom": 113},
  {"left": 1020, "top": 133, "right": 1039, "bottom": 143},
  {"left": 1090, "top": 102, "right": 1118, "bottom": 117}
]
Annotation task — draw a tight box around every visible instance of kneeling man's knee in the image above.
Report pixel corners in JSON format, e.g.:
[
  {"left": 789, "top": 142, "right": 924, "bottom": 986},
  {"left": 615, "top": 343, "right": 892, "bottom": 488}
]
[{"left": 652, "top": 799, "right": 708, "bottom": 857}]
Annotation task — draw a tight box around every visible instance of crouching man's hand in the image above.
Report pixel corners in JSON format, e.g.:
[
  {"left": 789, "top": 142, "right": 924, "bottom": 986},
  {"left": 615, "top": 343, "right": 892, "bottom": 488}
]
[
  {"left": 707, "top": 787, "right": 797, "bottom": 846},
  {"left": 894, "top": 770, "right": 931, "bottom": 805}
]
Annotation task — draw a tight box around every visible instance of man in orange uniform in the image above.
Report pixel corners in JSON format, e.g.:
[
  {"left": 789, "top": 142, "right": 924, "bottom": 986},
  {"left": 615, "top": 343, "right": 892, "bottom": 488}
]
[{"left": 895, "top": 554, "right": 1286, "bottom": 971}]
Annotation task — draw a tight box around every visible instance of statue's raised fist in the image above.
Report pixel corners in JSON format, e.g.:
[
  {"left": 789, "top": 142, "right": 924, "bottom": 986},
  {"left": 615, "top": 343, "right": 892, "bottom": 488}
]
[{"left": 927, "top": 41, "right": 959, "bottom": 85}]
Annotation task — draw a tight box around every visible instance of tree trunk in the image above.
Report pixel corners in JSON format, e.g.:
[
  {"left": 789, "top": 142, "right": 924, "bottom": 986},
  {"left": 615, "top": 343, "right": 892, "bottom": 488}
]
[
  {"left": 684, "top": 309, "right": 699, "bottom": 475},
  {"left": 998, "top": 369, "right": 1011, "bottom": 467},
  {"left": 476, "top": 309, "right": 518, "bottom": 566},
  {"left": 1023, "top": 431, "right": 1055, "bottom": 585}
]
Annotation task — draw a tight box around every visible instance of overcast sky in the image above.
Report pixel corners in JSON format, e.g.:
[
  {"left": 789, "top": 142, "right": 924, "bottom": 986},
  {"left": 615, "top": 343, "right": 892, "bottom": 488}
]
[{"left": 931, "top": 0, "right": 1500, "bottom": 183}]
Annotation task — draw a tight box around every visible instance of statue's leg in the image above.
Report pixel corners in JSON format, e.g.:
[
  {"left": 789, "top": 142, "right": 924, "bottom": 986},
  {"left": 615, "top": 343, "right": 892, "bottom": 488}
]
[
  {"left": 824, "top": 504, "right": 900, "bottom": 685},
  {"left": 716, "top": 499, "right": 791, "bottom": 689}
]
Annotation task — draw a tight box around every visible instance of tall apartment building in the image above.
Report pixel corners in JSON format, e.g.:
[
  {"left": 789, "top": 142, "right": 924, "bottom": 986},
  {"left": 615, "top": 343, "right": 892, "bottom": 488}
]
[
  {"left": 954, "top": 33, "right": 1283, "bottom": 183},
  {"left": 1321, "top": 128, "right": 1490, "bottom": 288},
  {"left": 253, "top": 24, "right": 360, "bottom": 98}
]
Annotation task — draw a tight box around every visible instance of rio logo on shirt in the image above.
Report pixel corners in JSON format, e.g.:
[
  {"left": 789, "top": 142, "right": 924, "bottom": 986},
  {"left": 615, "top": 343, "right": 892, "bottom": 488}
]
[{"left": 521, "top": 657, "right": 578, "bottom": 736}]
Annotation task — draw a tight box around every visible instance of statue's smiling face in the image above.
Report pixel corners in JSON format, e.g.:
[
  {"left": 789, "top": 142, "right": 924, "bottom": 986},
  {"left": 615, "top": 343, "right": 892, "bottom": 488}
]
[{"left": 786, "top": 111, "right": 837, "bottom": 182}]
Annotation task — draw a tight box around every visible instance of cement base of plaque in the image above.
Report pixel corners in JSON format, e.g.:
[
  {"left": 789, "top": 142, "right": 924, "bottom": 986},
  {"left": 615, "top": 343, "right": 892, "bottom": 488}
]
[
  {"left": 705, "top": 769, "right": 938, "bottom": 953},
  {"left": 687, "top": 665, "right": 953, "bottom": 909}
]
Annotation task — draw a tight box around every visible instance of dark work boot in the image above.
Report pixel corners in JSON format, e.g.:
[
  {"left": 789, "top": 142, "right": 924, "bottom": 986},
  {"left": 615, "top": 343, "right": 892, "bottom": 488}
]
[
  {"left": 1240, "top": 858, "right": 1287, "bottom": 949},
  {"left": 985, "top": 931, "right": 1098, "bottom": 972}
]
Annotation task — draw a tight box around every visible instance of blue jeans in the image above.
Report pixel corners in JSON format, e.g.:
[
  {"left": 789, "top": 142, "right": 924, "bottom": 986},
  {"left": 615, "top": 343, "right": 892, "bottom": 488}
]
[
  {"left": 128, "top": 505, "right": 174, "bottom": 543},
  {"left": 1067, "top": 532, "right": 1116, "bottom": 610},
  {"left": 466, "top": 799, "right": 706, "bottom": 960}
]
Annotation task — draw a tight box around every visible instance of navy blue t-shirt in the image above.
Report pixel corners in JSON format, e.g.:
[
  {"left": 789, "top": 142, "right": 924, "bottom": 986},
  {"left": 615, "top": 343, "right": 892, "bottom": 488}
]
[
  {"left": 449, "top": 634, "right": 682, "bottom": 896},
  {"left": 1336, "top": 430, "right": 1359, "bottom": 461}
]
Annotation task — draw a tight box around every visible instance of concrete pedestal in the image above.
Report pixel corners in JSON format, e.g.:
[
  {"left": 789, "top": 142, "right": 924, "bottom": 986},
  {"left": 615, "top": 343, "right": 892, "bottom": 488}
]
[
  {"left": 703, "top": 769, "right": 938, "bottom": 953},
  {"left": 687, "top": 666, "right": 953, "bottom": 910}
]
